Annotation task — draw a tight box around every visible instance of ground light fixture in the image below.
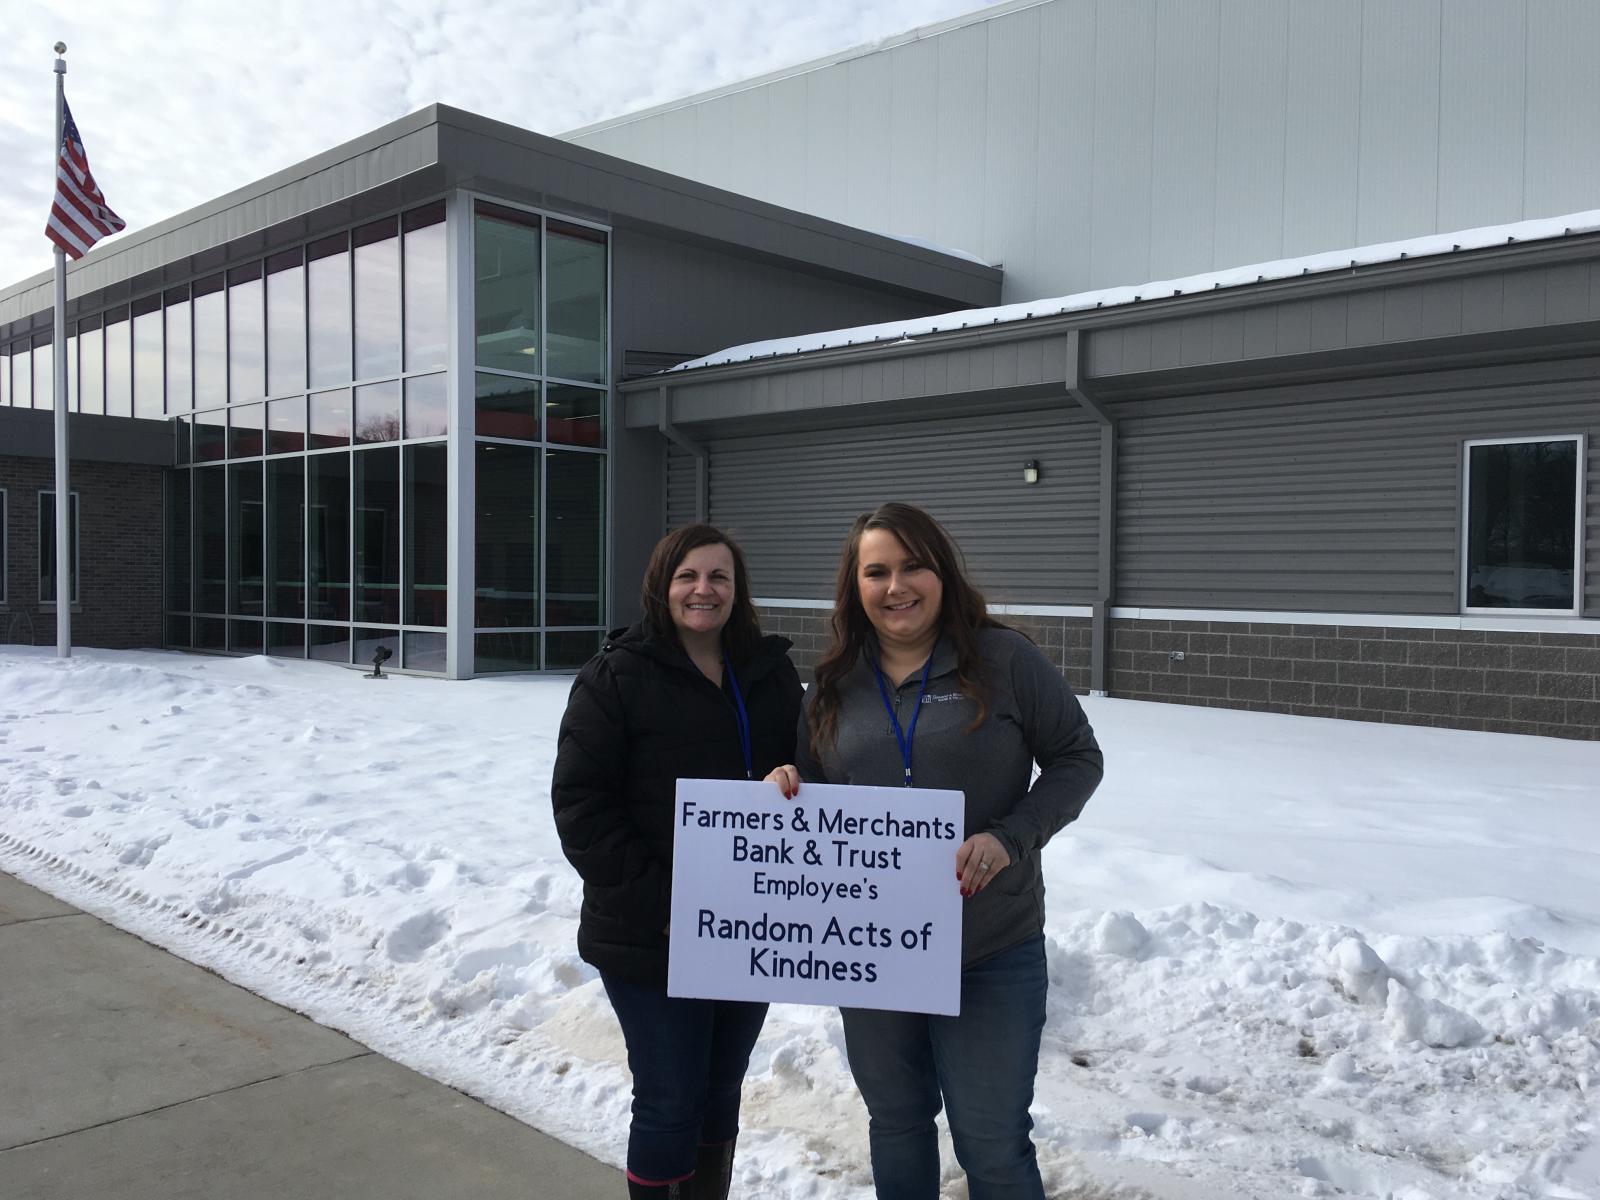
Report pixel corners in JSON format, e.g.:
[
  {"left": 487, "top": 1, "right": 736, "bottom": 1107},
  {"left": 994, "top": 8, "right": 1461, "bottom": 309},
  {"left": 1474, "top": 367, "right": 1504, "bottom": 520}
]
[
  {"left": 1023, "top": 460, "right": 1040, "bottom": 484},
  {"left": 366, "top": 646, "right": 393, "bottom": 679}
]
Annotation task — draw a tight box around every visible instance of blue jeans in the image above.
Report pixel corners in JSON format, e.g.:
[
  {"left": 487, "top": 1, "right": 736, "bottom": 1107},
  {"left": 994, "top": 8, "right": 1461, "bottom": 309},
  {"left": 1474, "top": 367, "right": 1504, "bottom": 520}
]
[
  {"left": 841, "top": 933, "right": 1048, "bottom": 1200},
  {"left": 601, "top": 973, "right": 768, "bottom": 1185}
]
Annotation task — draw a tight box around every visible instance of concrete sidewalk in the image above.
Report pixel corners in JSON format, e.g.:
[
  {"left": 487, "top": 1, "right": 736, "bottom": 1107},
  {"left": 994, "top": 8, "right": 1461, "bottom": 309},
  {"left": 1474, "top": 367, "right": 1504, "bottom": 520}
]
[{"left": 0, "top": 871, "right": 617, "bottom": 1199}]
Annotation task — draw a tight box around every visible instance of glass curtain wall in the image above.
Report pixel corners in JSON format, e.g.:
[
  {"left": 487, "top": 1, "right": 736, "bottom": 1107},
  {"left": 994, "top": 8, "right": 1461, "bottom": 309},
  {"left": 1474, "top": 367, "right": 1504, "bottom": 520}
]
[
  {"left": 473, "top": 200, "right": 609, "bottom": 672},
  {"left": 157, "top": 200, "right": 450, "bottom": 670}
]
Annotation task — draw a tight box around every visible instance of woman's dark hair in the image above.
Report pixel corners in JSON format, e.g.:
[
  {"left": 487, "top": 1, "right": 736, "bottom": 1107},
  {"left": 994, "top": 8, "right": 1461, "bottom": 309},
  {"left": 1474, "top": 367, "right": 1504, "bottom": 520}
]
[
  {"left": 640, "top": 524, "right": 763, "bottom": 662},
  {"left": 810, "top": 503, "right": 1004, "bottom": 757}
]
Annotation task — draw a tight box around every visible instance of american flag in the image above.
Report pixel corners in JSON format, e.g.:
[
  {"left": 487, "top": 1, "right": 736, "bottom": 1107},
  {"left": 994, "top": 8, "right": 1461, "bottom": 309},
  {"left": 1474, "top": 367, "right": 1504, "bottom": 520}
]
[{"left": 46, "top": 99, "right": 124, "bottom": 260}]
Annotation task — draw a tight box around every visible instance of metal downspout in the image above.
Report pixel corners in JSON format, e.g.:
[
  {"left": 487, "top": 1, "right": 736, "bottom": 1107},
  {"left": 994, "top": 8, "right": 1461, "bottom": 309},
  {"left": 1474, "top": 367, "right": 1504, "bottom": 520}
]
[
  {"left": 1064, "top": 330, "right": 1117, "bottom": 696},
  {"left": 657, "top": 384, "right": 709, "bottom": 523}
]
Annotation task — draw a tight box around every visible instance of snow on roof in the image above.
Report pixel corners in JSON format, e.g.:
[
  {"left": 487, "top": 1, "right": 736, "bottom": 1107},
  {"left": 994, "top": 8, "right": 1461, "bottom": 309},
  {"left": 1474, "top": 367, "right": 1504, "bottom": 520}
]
[{"left": 671, "top": 208, "right": 1600, "bottom": 374}]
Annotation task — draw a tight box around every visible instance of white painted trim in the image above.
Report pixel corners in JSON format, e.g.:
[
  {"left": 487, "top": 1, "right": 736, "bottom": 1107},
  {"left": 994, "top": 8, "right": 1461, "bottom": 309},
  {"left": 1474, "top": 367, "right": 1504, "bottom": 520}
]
[
  {"left": 754, "top": 598, "right": 1094, "bottom": 618},
  {"left": 1109, "top": 606, "right": 1600, "bottom": 635},
  {"left": 754, "top": 597, "right": 832, "bottom": 610},
  {"left": 1460, "top": 433, "right": 1586, "bottom": 619}
]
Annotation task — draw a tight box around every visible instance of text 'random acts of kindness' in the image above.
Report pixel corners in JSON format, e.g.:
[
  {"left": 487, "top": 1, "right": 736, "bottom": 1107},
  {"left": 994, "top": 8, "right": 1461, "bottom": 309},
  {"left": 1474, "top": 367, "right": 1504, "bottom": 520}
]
[{"left": 668, "top": 778, "right": 963, "bottom": 1014}]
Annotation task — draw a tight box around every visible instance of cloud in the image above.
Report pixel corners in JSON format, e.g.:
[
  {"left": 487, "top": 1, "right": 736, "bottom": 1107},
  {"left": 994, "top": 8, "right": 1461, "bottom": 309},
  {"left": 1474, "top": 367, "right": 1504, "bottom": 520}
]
[{"left": 0, "top": 0, "right": 1002, "bottom": 293}]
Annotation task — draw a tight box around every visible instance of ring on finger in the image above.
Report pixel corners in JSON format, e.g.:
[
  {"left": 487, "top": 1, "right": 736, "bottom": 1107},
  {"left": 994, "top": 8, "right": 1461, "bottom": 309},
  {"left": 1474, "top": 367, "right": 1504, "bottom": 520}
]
[{"left": 978, "top": 860, "right": 991, "bottom": 872}]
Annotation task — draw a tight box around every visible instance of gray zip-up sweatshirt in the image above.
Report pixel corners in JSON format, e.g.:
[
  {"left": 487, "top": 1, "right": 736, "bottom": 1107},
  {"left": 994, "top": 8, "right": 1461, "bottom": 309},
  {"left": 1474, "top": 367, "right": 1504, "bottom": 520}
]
[{"left": 795, "top": 626, "right": 1103, "bottom": 968}]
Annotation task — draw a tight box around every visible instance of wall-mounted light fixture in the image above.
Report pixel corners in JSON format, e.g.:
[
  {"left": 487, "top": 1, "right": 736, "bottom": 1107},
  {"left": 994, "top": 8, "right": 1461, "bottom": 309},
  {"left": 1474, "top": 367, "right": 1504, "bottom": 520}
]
[{"left": 1022, "top": 460, "right": 1040, "bottom": 485}]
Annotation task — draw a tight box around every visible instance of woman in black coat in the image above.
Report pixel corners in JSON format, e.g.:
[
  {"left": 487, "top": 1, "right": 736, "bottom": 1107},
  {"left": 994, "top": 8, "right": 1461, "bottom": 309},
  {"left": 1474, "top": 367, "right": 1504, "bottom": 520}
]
[{"left": 552, "top": 524, "right": 803, "bottom": 1200}]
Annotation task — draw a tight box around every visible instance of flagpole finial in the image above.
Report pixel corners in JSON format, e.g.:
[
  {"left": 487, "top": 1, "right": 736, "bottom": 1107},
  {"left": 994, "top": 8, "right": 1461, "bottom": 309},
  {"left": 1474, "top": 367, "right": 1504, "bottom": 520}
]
[{"left": 54, "top": 41, "right": 66, "bottom": 53}]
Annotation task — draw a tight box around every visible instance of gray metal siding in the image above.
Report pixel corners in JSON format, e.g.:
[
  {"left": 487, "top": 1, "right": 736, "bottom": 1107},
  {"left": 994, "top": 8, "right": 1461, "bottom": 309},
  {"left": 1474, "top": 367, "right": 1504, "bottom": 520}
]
[
  {"left": 668, "top": 408, "right": 1102, "bottom": 603},
  {"left": 666, "top": 445, "right": 698, "bottom": 530},
  {"left": 569, "top": 0, "right": 1599, "bottom": 305},
  {"left": 1116, "top": 363, "right": 1600, "bottom": 614}
]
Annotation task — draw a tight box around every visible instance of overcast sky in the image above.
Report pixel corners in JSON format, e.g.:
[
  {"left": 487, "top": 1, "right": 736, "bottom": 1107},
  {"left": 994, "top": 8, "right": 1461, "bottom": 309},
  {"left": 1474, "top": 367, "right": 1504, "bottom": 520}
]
[{"left": 0, "top": 0, "right": 1003, "bottom": 287}]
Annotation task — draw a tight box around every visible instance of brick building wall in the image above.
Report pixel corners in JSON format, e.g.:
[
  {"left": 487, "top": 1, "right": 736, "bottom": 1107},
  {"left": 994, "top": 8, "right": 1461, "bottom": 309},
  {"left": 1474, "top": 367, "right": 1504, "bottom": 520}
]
[
  {"left": 0, "top": 456, "right": 164, "bottom": 650},
  {"left": 757, "top": 604, "right": 1599, "bottom": 741}
]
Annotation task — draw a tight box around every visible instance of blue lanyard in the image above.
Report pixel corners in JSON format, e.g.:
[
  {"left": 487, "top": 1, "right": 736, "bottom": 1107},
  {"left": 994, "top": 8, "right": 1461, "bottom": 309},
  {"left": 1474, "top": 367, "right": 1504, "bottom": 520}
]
[
  {"left": 725, "top": 660, "right": 754, "bottom": 780},
  {"left": 870, "top": 646, "right": 936, "bottom": 787}
]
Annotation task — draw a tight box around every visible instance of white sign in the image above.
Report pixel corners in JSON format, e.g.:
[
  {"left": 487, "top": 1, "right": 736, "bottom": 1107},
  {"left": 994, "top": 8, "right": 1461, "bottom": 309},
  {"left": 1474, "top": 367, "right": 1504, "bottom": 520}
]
[{"left": 668, "top": 778, "right": 964, "bottom": 1015}]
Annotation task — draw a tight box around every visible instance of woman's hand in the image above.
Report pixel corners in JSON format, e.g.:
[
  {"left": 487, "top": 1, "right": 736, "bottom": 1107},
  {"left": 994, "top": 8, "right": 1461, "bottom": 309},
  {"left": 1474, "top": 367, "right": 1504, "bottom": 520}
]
[
  {"left": 955, "top": 833, "right": 1011, "bottom": 897},
  {"left": 764, "top": 764, "right": 801, "bottom": 799}
]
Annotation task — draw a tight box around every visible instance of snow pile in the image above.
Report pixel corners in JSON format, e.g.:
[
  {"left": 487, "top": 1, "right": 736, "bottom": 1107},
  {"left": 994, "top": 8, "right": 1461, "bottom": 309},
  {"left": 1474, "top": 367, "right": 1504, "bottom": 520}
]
[{"left": 1, "top": 647, "right": 1597, "bottom": 1199}]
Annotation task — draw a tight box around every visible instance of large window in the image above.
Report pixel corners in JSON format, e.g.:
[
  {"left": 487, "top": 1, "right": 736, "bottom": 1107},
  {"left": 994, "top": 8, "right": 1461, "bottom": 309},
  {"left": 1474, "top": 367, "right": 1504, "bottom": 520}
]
[
  {"left": 472, "top": 199, "right": 610, "bottom": 672},
  {"left": 39, "top": 491, "right": 80, "bottom": 605},
  {"left": 1463, "top": 436, "right": 1585, "bottom": 613}
]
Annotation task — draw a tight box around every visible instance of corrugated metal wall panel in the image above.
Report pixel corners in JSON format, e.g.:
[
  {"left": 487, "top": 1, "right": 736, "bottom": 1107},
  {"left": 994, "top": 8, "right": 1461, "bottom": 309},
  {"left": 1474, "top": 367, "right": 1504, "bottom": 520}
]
[
  {"left": 571, "top": 0, "right": 1596, "bottom": 305},
  {"left": 1150, "top": 0, "right": 1220, "bottom": 280},
  {"left": 695, "top": 408, "right": 1102, "bottom": 603},
  {"left": 1118, "top": 367, "right": 1600, "bottom": 613},
  {"left": 1526, "top": 1, "right": 1600, "bottom": 220},
  {"left": 666, "top": 445, "right": 698, "bottom": 531},
  {"left": 1437, "top": 0, "right": 1526, "bottom": 233}
]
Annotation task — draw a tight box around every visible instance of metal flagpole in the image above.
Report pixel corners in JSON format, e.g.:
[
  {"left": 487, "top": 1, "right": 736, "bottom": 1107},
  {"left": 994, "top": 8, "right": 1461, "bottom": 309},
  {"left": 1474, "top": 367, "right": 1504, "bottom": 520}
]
[{"left": 52, "top": 42, "right": 71, "bottom": 658}]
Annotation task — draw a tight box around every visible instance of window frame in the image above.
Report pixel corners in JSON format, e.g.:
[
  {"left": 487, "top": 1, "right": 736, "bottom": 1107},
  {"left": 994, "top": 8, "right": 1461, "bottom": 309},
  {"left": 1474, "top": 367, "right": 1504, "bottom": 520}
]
[
  {"left": 39, "top": 489, "right": 82, "bottom": 607},
  {"left": 1460, "top": 433, "right": 1587, "bottom": 617}
]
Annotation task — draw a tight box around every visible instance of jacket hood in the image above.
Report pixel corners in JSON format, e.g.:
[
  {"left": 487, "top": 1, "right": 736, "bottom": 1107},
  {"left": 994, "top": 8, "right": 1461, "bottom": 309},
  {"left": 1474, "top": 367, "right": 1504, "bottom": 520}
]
[{"left": 605, "top": 619, "right": 793, "bottom": 684}]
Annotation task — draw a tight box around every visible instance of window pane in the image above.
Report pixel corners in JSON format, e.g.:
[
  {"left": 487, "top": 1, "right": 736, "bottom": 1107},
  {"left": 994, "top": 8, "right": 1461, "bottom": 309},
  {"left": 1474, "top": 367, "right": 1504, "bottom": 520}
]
[
  {"left": 195, "top": 617, "right": 226, "bottom": 650},
  {"left": 133, "top": 296, "right": 163, "bottom": 417},
  {"left": 79, "top": 316, "right": 103, "bottom": 414},
  {"left": 164, "top": 292, "right": 191, "bottom": 414},
  {"left": 308, "top": 235, "right": 352, "bottom": 387},
  {"left": 194, "top": 467, "right": 226, "bottom": 612},
  {"left": 194, "top": 410, "right": 227, "bottom": 463},
  {"left": 39, "top": 492, "right": 79, "bottom": 604},
  {"left": 11, "top": 342, "right": 30, "bottom": 409},
  {"left": 309, "top": 388, "right": 352, "bottom": 449},
  {"left": 32, "top": 338, "right": 53, "bottom": 412},
  {"left": 1466, "top": 440, "right": 1579, "bottom": 610},
  {"left": 267, "top": 457, "right": 305, "bottom": 619},
  {"left": 475, "top": 441, "right": 539, "bottom": 626},
  {"left": 308, "top": 623, "right": 352, "bottom": 663},
  {"left": 1, "top": 344, "right": 9, "bottom": 407},
  {"left": 309, "top": 452, "right": 351, "bottom": 621},
  {"left": 229, "top": 403, "right": 265, "bottom": 459},
  {"left": 545, "top": 450, "right": 604, "bottom": 626},
  {"left": 354, "top": 218, "right": 401, "bottom": 380},
  {"left": 355, "top": 447, "right": 400, "bottom": 625},
  {"left": 404, "top": 373, "right": 448, "bottom": 439},
  {"left": 174, "top": 414, "right": 193, "bottom": 465},
  {"left": 165, "top": 615, "right": 192, "bottom": 649},
  {"left": 268, "top": 396, "right": 306, "bottom": 455},
  {"left": 266, "top": 249, "right": 306, "bottom": 397},
  {"left": 354, "top": 628, "right": 399, "bottom": 671},
  {"left": 165, "top": 470, "right": 191, "bottom": 614},
  {"left": 354, "top": 379, "right": 401, "bottom": 444},
  {"left": 106, "top": 310, "right": 131, "bottom": 415},
  {"left": 229, "top": 264, "right": 265, "bottom": 403},
  {"left": 192, "top": 276, "right": 226, "bottom": 407},
  {"left": 546, "top": 221, "right": 607, "bottom": 384},
  {"left": 546, "top": 383, "right": 605, "bottom": 447},
  {"left": 475, "top": 203, "right": 540, "bottom": 373},
  {"left": 404, "top": 443, "right": 448, "bottom": 626},
  {"left": 229, "top": 461, "right": 264, "bottom": 615},
  {"left": 475, "top": 372, "right": 539, "bottom": 441},
  {"left": 546, "top": 630, "right": 602, "bottom": 670},
  {"left": 268, "top": 622, "right": 305, "bottom": 659},
  {"left": 475, "top": 631, "right": 540, "bottom": 673},
  {"left": 229, "top": 619, "right": 264, "bottom": 655},
  {"left": 403, "top": 202, "right": 447, "bottom": 372},
  {"left": 403, "top": 630, "right": 446, "bottom": 673}
]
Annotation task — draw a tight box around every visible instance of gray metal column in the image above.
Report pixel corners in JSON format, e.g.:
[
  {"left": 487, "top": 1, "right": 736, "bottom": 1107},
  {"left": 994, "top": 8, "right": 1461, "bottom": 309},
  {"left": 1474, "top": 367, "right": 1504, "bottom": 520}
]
[
  {"left": 444, "top": 190, "right": 475, "bottom": 679},
  {"left": 1065, "top": 329, "right": 1116, "bottom": 696},
  {"left": 657, "top": 384, "right": 709, "bottom": 522}
]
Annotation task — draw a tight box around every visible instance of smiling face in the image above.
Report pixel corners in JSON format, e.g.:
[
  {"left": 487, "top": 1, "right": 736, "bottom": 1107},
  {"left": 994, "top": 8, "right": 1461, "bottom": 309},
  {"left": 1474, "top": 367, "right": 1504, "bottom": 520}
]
[
  {"left": 667, "top": 542, "right": 737, "bottom": 642},
  {"left": 856, "top": 527, "right": 944, "bottom": 655}
]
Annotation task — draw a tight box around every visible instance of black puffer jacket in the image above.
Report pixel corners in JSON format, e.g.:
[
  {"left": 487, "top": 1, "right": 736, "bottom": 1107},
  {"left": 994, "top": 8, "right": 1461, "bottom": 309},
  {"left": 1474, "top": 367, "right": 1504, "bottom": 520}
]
[{"left": 551, "top": 620, "right": 803, "bottom": 984}]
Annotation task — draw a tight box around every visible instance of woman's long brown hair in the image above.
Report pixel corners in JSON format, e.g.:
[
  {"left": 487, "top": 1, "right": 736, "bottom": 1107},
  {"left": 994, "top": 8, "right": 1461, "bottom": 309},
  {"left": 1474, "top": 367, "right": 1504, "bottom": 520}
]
[
  {"left": 640, "top": 524, "right": 763, "bottom": 664},
  {"left": 809, "top": 503, "right": 1005, "bottom": 758}
]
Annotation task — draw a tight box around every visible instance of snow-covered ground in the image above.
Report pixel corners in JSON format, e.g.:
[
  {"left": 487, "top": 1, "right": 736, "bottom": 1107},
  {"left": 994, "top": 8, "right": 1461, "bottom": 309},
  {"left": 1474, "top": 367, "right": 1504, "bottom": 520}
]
[{"left": 1, "top": 646, "right": 1596, "bottom": 1200}]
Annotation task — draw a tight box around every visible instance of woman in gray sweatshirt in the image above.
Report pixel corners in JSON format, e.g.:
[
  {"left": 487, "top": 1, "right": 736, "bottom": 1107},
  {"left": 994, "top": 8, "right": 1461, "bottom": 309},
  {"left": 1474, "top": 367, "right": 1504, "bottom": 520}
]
[{"left": 768, "top": 502, "right": 1103, "bottom": 1200}]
